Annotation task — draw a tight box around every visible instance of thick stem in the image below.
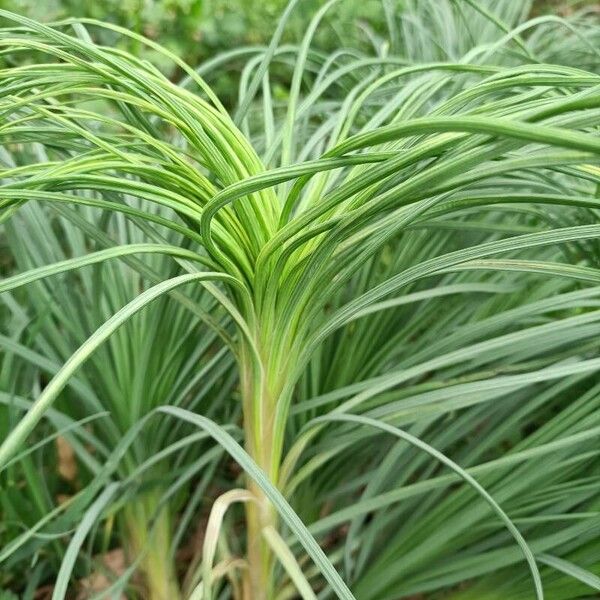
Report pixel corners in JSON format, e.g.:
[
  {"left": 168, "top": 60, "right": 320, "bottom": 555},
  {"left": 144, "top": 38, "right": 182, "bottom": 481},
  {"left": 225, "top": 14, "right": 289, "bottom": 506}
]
[
  {"left": 124, "top": 491, "right": 182, "bottom": 600},
  {"left": 244, "top": 481, "right": 276, "bottom": 600},
  {"left": 239, "top": 342, "right": 285, "bottom": 600}
]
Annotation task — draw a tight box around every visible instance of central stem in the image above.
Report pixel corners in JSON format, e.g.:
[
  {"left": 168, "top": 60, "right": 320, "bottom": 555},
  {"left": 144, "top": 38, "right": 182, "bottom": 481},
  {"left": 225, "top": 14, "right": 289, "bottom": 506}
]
[
  {"left": 245, "top": 479, "right": 277, "bottom": 600},
  {"left": 239, "top": 337, "right": 289, "bottom": 600}
]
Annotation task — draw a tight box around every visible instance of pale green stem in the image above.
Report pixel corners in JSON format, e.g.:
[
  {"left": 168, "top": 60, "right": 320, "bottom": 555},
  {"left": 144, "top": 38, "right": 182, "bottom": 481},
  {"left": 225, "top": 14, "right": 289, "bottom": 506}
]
[{"left": 123, "top": 491, "right": 182, "bottom": 600}]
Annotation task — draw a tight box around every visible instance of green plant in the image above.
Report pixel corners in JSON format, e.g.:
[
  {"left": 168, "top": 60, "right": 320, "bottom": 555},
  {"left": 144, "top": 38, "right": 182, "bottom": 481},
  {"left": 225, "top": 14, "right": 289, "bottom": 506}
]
[{"left": 1, "top": 1, "right": 600, "bottom": 599}]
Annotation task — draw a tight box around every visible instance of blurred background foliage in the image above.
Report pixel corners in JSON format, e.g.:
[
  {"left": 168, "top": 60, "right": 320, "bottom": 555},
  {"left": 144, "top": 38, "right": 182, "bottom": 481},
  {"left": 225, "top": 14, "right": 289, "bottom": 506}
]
[
  {"left": 1, "top": 0, "right": 382, "bottom": 75},
  {"left": 2, "top": 0, "right": 596, "bottom": 80},
  {"left": 0, "top": 0, "right": 391, "bottom": 107}
]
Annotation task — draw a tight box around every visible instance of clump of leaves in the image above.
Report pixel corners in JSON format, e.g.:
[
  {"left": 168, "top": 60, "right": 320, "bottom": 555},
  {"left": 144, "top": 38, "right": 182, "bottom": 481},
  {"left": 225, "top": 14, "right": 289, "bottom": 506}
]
[{"left": 1, "top": 1, "right": 600, "bottom": 599}]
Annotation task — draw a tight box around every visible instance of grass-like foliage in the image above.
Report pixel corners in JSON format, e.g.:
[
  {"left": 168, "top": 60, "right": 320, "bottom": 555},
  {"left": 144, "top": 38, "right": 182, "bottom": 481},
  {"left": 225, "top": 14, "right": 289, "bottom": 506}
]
[{"left": 1, "top": 1, "right": 600, "bottom": 599}]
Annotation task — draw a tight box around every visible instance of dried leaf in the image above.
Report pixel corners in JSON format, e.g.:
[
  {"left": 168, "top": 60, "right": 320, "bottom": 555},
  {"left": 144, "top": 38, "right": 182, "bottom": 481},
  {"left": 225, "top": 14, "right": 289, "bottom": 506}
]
[
  {"left": 77, "top": 549, "right": 126, "bottom": 600},
  {"left": 56, "top": 436, "right": 77, "bottom": 482}
]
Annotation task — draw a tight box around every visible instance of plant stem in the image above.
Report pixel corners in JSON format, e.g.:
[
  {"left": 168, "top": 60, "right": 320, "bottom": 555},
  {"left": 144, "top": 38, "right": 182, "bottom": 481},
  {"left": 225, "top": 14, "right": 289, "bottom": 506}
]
[
  {"left": 124, "top": 491, "right": 182, "bottom": 600},
  {"left": 244, "top": 481, "right": 276, "bottom": 600},
  {"left": 239, "top": 338, "right": 287, "bottom": 600}
]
